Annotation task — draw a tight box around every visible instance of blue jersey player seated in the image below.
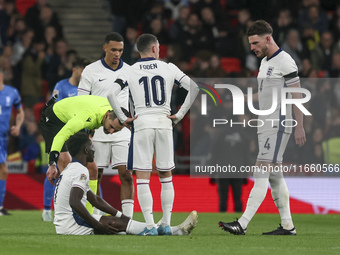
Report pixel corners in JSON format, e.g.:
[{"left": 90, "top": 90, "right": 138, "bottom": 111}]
[{"left": 0, "top": 67, "right": 25, "bottom": 216}]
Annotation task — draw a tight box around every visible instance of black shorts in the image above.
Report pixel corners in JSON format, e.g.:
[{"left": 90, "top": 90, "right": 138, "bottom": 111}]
[{"left": 39, "top": 105, "right": 68, "bottom": 153}]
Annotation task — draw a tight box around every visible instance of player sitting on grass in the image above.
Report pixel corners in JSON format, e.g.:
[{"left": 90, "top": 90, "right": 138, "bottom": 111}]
[{"left": 53, "top": 131, "right": 198, "bottom": 235}]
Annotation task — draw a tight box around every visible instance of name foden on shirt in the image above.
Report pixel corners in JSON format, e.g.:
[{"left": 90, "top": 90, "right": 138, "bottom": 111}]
[{"left": 140, "top": 63, "right": 158, "bottom": 70}]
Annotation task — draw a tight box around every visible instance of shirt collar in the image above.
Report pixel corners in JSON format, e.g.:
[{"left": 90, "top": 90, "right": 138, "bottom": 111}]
[
  {"left": 101, "top": 58, "right": 123, "bottom": 71},
  {"left": 267, "top": 48, "right": 282, "bottom": 61},
  {"left": 137, "top": 57, "right": 157, "bottom": 62}
]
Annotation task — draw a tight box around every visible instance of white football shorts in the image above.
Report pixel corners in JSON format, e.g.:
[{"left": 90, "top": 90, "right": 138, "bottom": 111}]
[
  {"left": 93, "top": 135, "right": 129, "bottom": 169},
  {"left": 127, "top": 128, "right": 175, "bottom": 171},
  {"left": 256, "top": 131, "right": 290, "bottom": 164},
  {"left": 55, "top": 214, "right": 102, "bottom": 235}
]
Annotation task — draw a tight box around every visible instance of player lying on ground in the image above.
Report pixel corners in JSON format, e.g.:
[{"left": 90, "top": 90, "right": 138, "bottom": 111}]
[{"left": 53, "top": 131, "right": 198, "bottom": 235}]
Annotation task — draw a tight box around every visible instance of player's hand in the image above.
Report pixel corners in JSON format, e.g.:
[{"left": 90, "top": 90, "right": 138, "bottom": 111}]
[
  {"left": 10, "top": 125, "right": 20, "bottom": 137},
  {"left": 167, "top": 114, "right": 178, "bottom": 127},
  {"left": 46, "top": 165, "right": 59, "bottom": 185},
  {"left": 294, "top": 126, "right": 306, "bottom": 147},
  {"left": 96, "top": 219, "right": 119, "bottom": 235},
  {"left": 123, "top": 116, "right": 138, "bottom": 129}
]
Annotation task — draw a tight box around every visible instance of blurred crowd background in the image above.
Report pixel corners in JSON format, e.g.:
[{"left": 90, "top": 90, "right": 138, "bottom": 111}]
[{"left": 1, "top": 0, "right": 340, "bottom": 174}]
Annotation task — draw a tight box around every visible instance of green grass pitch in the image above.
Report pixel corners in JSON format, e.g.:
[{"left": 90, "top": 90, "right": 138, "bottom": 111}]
[{"left": 0, "top": 211, "right": 339, "bottom": 255}]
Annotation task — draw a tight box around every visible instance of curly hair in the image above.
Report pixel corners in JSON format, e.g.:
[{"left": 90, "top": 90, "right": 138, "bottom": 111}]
[{"left": 66, "top": 131, "right": 90, "bottom": 157}]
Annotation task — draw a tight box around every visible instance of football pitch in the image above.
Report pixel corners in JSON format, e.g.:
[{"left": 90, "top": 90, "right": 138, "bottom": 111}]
[{"left": 0, "top": 211, "right": 339, "bottom": 255}]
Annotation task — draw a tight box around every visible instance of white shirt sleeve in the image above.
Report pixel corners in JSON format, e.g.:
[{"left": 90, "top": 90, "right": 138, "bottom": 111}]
[
  {"left": 107, "top": 72, "right": 129, "bottom": 123},
  {"left": 78, "top": 66, "right": 92, "bottom": 95},
  {"left": 71, "top": 167, "right": 89, "bottom": 192},
  {"left": 169, "top": 63, "right": 199, "bottom": 124}
]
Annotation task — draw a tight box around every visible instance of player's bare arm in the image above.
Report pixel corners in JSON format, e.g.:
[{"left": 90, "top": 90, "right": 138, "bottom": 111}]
[
  {"left": 86, "top": 189, "right": 122, "bottom": 217},
  {"left": 46, "top": 164, "right": 59, "bottom": 185},
  {"left": 69, "top": 187, "right": 118, "bottom": 234},
  {"left": 290, "top": 82, "right": 306, "bottom": 147},
  {"left": 10, "top": 106, "right": 24, "bottom": 137}
]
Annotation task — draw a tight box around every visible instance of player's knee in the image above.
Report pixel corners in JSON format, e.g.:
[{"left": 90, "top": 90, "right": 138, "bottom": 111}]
[
  {"left": 0, "top": 163, "right": 8, "bottom": 178},
  {"left": 118, "top": 167, "right": 133, "bottom": 184}
]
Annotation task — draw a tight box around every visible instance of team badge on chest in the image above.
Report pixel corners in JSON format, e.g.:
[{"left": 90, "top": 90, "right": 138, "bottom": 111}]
[{"left": 267, "top": 66, "right": 274, "bottom": 76}]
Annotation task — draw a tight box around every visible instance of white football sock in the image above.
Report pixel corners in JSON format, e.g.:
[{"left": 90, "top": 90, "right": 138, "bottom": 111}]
[
  {"left": 160, "top": 176, "right": 174, "bottom": 227},
  {"left": 121, "top": 199, "right": 134, "bottom": 219},
  {"left": 126, "top": 219, "right": 147, "bottom": 235},
  {"left": 137, "top": 179, "right": 155, "bottom": 229},
  {"left": 269, "top": 171, "right": 294, "bottom": 230},
  {"left": 239, "top": 169, "right": 270, "bottom": 229}
]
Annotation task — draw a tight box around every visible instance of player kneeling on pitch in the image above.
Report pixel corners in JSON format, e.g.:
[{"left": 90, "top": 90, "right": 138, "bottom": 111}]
[{"left": 53, "top": 131, "right": 197, "bottom": 235}]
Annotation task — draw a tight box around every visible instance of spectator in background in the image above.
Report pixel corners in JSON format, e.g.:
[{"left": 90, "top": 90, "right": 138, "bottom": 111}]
[
  {"left": 43, "top": 25, "right": 57, "bottom": 64},
  {"left": 25, "top": 0, "right": 49, "bottom": 34},
  {"left": 0, "top": 45, "right": 13, "bottom": 84},
  {"left": 310, "top": 31, "right": 334, "bottom": 72},
  {"left": 329, "top": 52, "right": 340, "bottom": 78},
  {"left": 282, "top": 29, "right": 305, "bottom": 71},
  {"left": 169, "top": 5, "right": 190, "bottom": 41},
  {"left": 147, "top": 18, "right": 171, "bottom": 45},
  {"left": 11, "top": 29, "right": 34, "bottom": 66},
  {"left": 234, "top": 9, "right": 252, "bottom": 58},
  {"left": 273, "top": 9, "right": 295, "bottom": 46},
  {"left": 300, "top": 23, "right": 320, "bottom": 53},
  {"left": 299, "top": 58, "right": 314, "bottom": 78},
  {"left": 6, "top": 17, "right": 26, "bottom": 45},
  {"left": 0, "top": 0, "right": 18, "bottom": 53},
  {"left": 163, "top": 0, "right": 188, "bottom": 20},
  {"left": 20, "top": 40, "right": 45, "bottom": 108},
  {"left": 298, "top": 2, "right": 329, "bottom": 35},
  {"left": 180, "top": 13, "right": 212, "bottom": 61},
  {"left": 192, "top": 0, "right": 222, "bottom": 22},
  {"left": 33, "top": 6, "right": 63, "bottom": 42},
  {"left": 141, "top": 1, "right": 164, "bottom": 34},
  {"left": 122, "top": 26, "right": 139, "bottom": 65},
  {"left": 45, "top": 38, "right": 68, "bottom": 91},
  {"left": 310, "top": 80, "right": 337, "bottom": 129},
  {"left": 206, "top": 54, "right": 228, "bottom": 78}
]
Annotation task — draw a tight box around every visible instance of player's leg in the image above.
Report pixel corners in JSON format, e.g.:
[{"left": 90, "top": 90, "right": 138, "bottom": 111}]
[
  {"left": 217, "top": 179, "right": 229, "bottom": 212},
  {"left": 264, "top": 133, "right": 296, "bottom": 235},
  {"left": 98, "top": 211, "right": 198, "bottom": 236},
  {"left": 237, "top": 162, "right": 270, "bottom": 229},
  {"left": 97, "top": 167, "right": 103, "bottom": 197},
  {"left": 0, "top": 160, "right": 10, "bottom": 215},
  {"left": 231, "top": 178, "right": 243, "bottom": 213},
  {"left": 117, "top": 165, "right": 134, "bottom": 218},
  {"left": 86, "top": 161, "right": 98, "bottom": 214},
  {"left": 91, "top": 141, "right": 110, "bottom": 214},
  {"left": 155, "top": 129, "right": 175, "bottom": 235},
  {"left": 111, "top": 140, "right": 134, "bottom": 218},
  {"left": 130, "top": 129, "right": 157, "bottom": 235}
]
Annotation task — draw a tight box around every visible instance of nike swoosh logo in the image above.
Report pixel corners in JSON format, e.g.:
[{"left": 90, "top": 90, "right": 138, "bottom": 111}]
[
  {"left": 99, "top": 78, "right": 107, "bottom": 82},
  {"left": 261, "top": 153, "right": 269, "bottom": 155}
]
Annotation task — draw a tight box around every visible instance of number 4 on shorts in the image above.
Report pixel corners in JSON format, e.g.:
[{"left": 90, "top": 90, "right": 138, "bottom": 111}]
[{"left": 264, "top": 138, "right": 270, "bottom": 150}]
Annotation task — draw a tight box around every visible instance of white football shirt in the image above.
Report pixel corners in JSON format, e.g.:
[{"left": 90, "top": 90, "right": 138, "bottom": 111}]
[
  {"left": 53, "top": 161, "right": 90, "bottom": 234},
  {"left": 257, "top": 48, "right": 300, "bottom": 134},
  {"left": 117, "top": 57, "right": 189, "bottom": 131},
  {"left": 78, "top": 58, "right": 130, "bottom": 142}
]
